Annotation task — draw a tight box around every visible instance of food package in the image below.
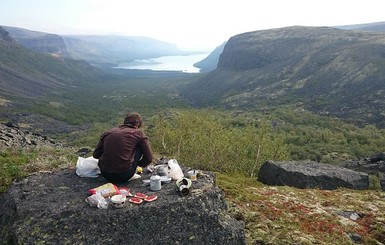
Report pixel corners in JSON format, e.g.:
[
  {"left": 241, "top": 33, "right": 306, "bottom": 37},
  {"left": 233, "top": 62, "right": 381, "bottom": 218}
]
[
  {"left": 119, "top": 187, "right": 133, "bottom": 197},
  {"left": 85, "top": 192, "right": 108, "bottom": 209},
  {"left": 88, "top": 183, "right": 119, "bottom": 197}
]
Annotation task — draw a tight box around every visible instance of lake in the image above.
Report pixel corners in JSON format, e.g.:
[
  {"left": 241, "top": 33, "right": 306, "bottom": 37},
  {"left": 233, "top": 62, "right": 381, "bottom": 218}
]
[{"left": 115, "top": 53, "right": 209, "bottom": 73}]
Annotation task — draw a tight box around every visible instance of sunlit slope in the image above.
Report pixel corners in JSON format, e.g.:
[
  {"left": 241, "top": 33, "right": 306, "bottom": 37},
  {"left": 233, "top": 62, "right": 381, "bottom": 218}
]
[{"left": 0, "top": 27, "right": 100, "bottom": 98}]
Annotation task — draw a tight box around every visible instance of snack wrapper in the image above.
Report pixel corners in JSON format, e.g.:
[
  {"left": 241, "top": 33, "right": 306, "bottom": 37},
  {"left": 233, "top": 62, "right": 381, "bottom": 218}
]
[{"left": 88, "top": 183, "right": 119, "bottom": 197}]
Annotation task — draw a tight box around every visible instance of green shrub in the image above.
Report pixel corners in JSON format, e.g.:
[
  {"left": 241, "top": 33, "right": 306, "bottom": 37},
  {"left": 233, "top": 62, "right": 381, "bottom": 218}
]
[
  {"left": 148, "top": 109, "right": 289, "bottom": 177},
  {"left": 0, "top": 149, "right": 31, "bottom": 192},
  {"left": 369, "top": 174, "right": 382, "bottom": 191}
]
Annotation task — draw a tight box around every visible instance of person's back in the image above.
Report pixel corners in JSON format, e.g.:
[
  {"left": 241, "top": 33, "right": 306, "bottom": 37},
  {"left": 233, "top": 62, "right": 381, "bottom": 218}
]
[{"left": 93, "top": 112, "right": 153, "bottom": 183}]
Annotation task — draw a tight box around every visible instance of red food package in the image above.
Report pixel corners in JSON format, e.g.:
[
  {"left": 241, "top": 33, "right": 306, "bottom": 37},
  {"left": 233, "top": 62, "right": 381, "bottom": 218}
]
[{"left": 88, "top": 183, "right": 119, "bottom": 198}]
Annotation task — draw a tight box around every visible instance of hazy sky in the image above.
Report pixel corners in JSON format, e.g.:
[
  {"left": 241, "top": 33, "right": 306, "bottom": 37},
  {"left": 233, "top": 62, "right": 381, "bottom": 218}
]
[{"left": 0, "top": 0, "right": 384, "bottom": 51}]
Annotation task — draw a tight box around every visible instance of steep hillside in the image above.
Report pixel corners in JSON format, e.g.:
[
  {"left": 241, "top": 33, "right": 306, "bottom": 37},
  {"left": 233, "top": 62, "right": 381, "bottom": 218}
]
[
  {"left": 2, "top": 26, "right": 187, "bottom": 67},
  {"left": 181, "top": 26, "right": 385, "bottom": 127},
  {"left": 0, "top": 27, "right": 100, "bottom": 98},
  {"left": 3, "top": 26, "right": 67, "bottom": 55},
  {"left": 193, "top": 42, "right": 226, "bottom": 72}
]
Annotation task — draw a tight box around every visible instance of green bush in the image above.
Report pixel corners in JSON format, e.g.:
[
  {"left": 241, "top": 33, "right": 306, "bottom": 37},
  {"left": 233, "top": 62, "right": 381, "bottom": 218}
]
[
  {"left": 369, "top": 174, "right": 382, "bottom": 191},
  {"left": 148, "top": 109, "right": 289, "bottom": 177}
]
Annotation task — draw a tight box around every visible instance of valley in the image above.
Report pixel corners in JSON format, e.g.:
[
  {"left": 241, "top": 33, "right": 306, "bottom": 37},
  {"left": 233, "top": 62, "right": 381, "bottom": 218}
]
[{"left": 1, "top": 23, "right": 385, "bottom": 244}]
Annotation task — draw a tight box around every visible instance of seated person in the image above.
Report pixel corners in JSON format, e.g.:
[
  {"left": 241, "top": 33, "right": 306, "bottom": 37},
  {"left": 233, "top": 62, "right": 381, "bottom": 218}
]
[{"left": 93, "top": 112, "right": 154, "bottom": 183}]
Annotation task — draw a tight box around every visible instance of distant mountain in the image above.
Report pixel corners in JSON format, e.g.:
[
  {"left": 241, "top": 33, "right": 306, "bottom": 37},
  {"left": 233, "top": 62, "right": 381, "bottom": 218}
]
[
  {"left": 193, "top": 21, "right": 385, "bottom": 76},
  {"left": 2, "top": 26, "right": 186, "bottom": 67},
  {"left": 2, "top": 26, "right": 67, "bottom": 55},
  {"left": 62, "top": 35, "right": 184, "bottom": 67},
  {"left": 193, "top": 42, "right": 226, "bottom": 72},
  {"left": 336, "top": 21, "right": 385, "bottom": 32},
  {"left": 0, "top": 27, "right": 100, "bottom": 98},
  {"left": 181, "top": 26, "right": 385, "bottom": 127}
]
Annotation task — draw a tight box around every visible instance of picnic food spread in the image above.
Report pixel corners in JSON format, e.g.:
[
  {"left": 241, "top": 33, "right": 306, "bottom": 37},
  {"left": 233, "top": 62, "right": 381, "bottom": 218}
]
[{"left": 84, "top": 160, "right": 201, "bottom": 209}]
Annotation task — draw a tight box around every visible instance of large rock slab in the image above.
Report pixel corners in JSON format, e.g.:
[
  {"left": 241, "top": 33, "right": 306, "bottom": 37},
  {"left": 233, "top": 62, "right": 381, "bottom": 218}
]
[
  {"left": 258, "top": 160, "right": 369, "bottom": 190},
  {"left": 0, "top": 168, "right": 244, "bottom": 245},
  {"left": 338, "top": 153, "right": 385, "bottom": 190}
]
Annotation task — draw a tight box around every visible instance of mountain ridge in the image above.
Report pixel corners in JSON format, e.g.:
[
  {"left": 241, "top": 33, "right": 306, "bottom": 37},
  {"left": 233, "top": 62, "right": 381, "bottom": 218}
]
[
  {"left": 0, "top": 27, "right": 100, "bottom": 98},
  {"left": 2, "top": 26, "right": 189, "bottom": 68},
  {"left": 181, "top": 26, "right": 385, "bottom": 127}
]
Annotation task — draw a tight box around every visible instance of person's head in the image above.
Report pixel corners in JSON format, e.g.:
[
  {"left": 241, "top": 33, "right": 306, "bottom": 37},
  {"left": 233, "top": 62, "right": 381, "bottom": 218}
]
[{"left": 124, "top": 112, "right": 143, "bottom": 128}]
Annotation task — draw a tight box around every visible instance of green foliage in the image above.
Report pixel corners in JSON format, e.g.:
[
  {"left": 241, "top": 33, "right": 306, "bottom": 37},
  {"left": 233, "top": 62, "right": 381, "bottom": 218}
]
[
  {"left": 71, "top": 106, "right": 385, "bottom": 177},
  {"left": 270, "top": 108, "right": 385, "bottom": 162},
  {"left": 148, "top": 107, "right": 385, "bottom": 167},
  {"left": 19, "top": 72, "right": 191, "bottom": 127},
  {"left": 0, "top": 149, "right": 31, "bottom": 192},
  {"left": 368, "top": 174, "right": 382, "bottom": 191},
  {"left": 71, "top": 122, "right": 112, "bottom": 148},
  {"left": 148, "top": 109, "right": 289, "bottom": 177},
  {"left": 0, "top": 147, "right": 77, "bottom": 193}
]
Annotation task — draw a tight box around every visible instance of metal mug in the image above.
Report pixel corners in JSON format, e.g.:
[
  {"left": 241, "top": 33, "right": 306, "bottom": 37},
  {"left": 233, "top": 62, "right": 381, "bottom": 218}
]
[{"left": 150, "top": 175, "right": 162, "bottom": 191}]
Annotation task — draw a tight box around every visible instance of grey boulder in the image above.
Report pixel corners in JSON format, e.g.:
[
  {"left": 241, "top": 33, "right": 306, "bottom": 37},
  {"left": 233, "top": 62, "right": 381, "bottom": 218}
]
[{"left": 258, "top": 160, "right": 369, "bottom": 190}]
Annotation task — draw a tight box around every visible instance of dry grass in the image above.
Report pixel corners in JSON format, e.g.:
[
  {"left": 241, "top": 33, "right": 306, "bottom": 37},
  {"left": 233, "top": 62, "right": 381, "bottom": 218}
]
[
  {"left": 216, "top": 173, "right": 385, "bottom": 245},
  {"left": 0, "top": 146, "right": 77, "bottom": 192}
]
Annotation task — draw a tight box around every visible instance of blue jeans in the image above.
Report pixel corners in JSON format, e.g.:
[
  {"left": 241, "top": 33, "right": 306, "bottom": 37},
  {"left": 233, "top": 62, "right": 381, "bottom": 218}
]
[{"left": 101, "top": 147, "right": 142, "bottom": 183}]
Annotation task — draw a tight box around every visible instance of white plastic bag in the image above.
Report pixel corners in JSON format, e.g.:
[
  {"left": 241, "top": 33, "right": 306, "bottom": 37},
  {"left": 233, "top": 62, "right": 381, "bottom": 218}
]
[
  {"left": 85, "top": 192, "right": 108, "bottom": 209},
  {"left": 167, "top": 158, "right": 184, "bottom": 180},
  {"left": 76, "top": 156, "right": 101, "bottom": 178}
]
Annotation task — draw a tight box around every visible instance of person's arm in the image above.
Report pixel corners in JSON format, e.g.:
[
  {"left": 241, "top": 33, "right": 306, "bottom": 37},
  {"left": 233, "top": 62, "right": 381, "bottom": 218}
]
[
  {"left": 138, "top": 135, "right": 154, "bottom": 167},
  {"left": 93, "top": 135, "right": 104, "bottom": 159}
]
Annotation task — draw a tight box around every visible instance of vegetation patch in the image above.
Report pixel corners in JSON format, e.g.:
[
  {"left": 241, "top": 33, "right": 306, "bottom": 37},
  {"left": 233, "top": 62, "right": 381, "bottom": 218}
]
[
  {"left": 0, "top": 147, "right": 76, "bottom": 193},
  {"left": 217, "top": 173, "right": 385, "bottom": 245},
  {"left": 48, "top": 101, "right": 65, "bottom": 108},
  {"left": 148, "top": 109, "right": 289, "bottom": 177},
  {"left": 0, "top": 97, "right": 9, "bottom": 106}
]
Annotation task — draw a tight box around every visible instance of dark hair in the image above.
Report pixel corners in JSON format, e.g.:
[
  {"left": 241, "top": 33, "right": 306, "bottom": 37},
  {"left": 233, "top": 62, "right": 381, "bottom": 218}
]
[{"left": 124, "top": 112, "right": 142, "bottom": 128}]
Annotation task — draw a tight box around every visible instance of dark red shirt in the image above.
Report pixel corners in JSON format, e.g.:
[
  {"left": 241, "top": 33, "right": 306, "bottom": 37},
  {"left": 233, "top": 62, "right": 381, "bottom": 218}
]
[{"left": 93, "top": 124, "right": 153, "bottom": 173}]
